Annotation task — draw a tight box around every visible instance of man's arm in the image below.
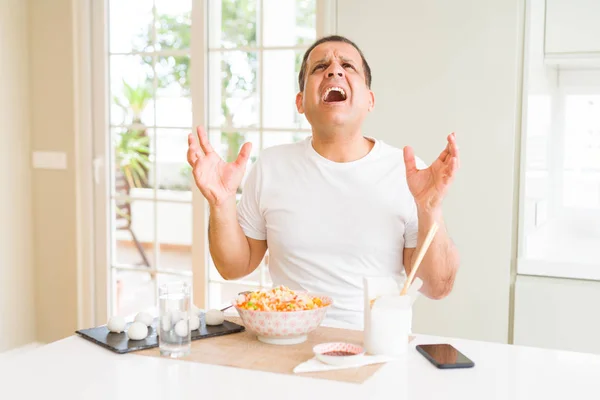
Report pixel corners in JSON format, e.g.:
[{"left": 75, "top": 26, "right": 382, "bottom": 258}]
[
  {"left": 403, "top": 207, "right": 459, "bottom": 299},
  {"left": 187, "top": 126, "right": 265, "bottom": 280},
  {"left": 208, "top": 197, "right": 267, "bottom": 280},
  {"left": 402, "top": 132, "right": 460, "bottom": 299}
]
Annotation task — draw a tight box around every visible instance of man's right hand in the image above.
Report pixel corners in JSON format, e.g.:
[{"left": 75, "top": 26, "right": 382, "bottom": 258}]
[{"left": 187, "top": 126, "right": 252, "bottom": 207}]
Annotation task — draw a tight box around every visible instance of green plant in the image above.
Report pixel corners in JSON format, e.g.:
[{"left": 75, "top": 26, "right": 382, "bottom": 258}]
[
  {"left": 113, "top": 80, "right": 154, "bottom": 124},
  {"left": 113, "top": 80, "right": 153, "bottom": 188},
  {"left": 114, "top": 128, "right": 151, "bottom": 188}
]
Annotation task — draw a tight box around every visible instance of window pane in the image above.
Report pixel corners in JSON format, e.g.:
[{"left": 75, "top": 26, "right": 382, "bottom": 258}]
[
  {"left": 112, "top": 269, "right": 156, "bottom": 318},
  {"left": 208, "top": 130, "right": 260, "bottom": 195},
  {"left": 263, "top": 0, "right": 316, "bottom": 47},
  {"left": 208, "top": 130, "right": 260, "bottom": 163},
  {"left": 112, "top": 198, "right": 156, "bottom": 268},
  {"left": 112, "top": 127, "right": 155, "bottom": 193},
  {"left": 208, "top": 282, "right": 260, "bottom": 311},
  {"left": 110, "top": 55, "right": 155, "bottom": 126},
  {"left": 208, "top": 51, "right": 259, "bottom": 128},
  {"left": 208, "top": 0, "right": 258, "bottom": 49},
  {"left": 524, "top": 95, "right": 551, "bottom": 171},
  {"left": 109, "top": 0, "right": 154, "bottom": 53},
  {"left": 156, "top": 56, "right": 192, "bottom": 127},
  {"left": 156, "top": 129, "right": 192, "bottom": 191},
  {"left": 263, "top": 50, "right": 310, "bottom": 129},
  {"left": 157, "top": 274, "right": 193, "bottom": 302},
  {"left": 563, "top": 95, "right": 600, "bottom": 209},
  {"left": 154, "top": 0, "right": 191, "bottom": 51},
  {"left": 156, "top": 199, "right": 193, "bottom": 272},
  {"left": 520, "top": 93, "right": 600, "bottom": 269},
  {"left": 520, "top": 95, "right": 552, "bottom": 238}
]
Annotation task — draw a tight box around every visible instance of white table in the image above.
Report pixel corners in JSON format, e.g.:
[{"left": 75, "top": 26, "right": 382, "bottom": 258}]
[{"left": 2, "top": 332, "right": 600, "bottom": 399}]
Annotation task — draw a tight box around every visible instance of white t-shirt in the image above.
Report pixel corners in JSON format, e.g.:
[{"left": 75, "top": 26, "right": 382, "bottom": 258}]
[{"left": 236, "top": 136, "right": 426, "bottom": 329}]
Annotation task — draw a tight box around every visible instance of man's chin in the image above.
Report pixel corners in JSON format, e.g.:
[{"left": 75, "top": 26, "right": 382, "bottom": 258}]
[{"left": 305, "top": 108, "right": 363, "bottom": 129}]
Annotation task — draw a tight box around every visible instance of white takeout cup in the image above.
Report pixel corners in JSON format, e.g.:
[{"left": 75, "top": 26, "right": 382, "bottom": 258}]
[{"left": 363, "top": 276, "right": 413, "bottom": 357}]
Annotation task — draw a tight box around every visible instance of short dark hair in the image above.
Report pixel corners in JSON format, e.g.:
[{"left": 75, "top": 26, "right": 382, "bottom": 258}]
[{"left": 298, "top": 35, "right": 372, "bottom": 92}]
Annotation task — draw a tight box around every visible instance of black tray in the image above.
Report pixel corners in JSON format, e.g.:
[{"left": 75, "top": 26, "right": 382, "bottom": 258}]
[{"left": 76, "top": 312, "right": 245, "bottom": 354}]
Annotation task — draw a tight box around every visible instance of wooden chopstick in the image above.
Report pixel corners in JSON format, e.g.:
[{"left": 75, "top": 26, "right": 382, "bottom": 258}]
[{"left": 400, "top": 222, "right": 439, "bottom": 296}]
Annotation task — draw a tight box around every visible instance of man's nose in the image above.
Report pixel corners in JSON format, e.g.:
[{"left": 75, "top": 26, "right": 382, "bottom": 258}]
[{"left": 326, "top": 63, "right": 344, "bottom": 78}]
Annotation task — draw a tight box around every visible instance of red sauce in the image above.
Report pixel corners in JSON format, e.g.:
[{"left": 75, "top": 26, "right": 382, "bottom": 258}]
[{"left": 322, "top": 350, "right": 356, "bottom": 356}]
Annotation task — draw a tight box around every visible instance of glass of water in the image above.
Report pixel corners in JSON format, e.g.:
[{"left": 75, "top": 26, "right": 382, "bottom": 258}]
[{"left": 158, "top": 281, "right": 191, "bottom": 358}]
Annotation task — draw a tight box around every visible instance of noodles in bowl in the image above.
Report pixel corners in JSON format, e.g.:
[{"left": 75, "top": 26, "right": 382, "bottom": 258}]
[{"left": 233, "top": 285, "right": 332, "bottom": 345}]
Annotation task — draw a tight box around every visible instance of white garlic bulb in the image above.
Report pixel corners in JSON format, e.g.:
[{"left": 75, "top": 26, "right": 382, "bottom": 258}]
[
  {"left": 170, "top": 310, "right": 185, "bottom": 325},
  {"left": 134, "top": 311, "right": 153, "bottom": 327},
  {"left": 107, "top": 316, "right": 125, "bottom": 333},
  {"left": 205, "top": 309, "right": 224, "bottom": 326},
  {"left": 189, "top": 315, "right": 200, "bottom": 331},
  {"left": 127, "top": 321, "right": 149, "bottom": 340},
  {"left": 175, "top": 320, "right": 189, "bottom": 337}
]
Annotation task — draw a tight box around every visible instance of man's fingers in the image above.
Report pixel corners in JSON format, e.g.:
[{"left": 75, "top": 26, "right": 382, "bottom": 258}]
[
  {"left": 445, "top": 142, "right": 459, "bottom": 169},
  {"left": 444, "top": 157, "right": 459, "bottom": 182},
  {"left": 438, "top": 144, "right": 450, "bottom": 163},
  {"left": 187, "top": 133, "right": 202, "bottom": 166},
  {"left": 235, "top": 142, "right": 253, "bottom": 166},
  {"left": 403, "top": 146, "right": 417, "bottom": 176},
  {"left": 187, "top": 150, "right": 197, "bottom": 166},
  {"left": 440, "top": 132, "right": 459, "bottom": 168},
  {"left": 197, "top": 126, "right": 214, "bottom": 155},
  {"left": 448, "top": 132, "right": 458, "bottom": 157}
]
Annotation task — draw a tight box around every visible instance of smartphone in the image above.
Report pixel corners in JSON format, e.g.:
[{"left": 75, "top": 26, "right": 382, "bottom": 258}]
[{"left": 416, "top": 344, "right": 475, "bottom": 369}]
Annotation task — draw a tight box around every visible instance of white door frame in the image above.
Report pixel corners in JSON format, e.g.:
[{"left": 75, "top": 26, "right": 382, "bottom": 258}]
[
  {"left": 91, "top": 0, "right": 110, "bottom": 326},
  {"left": 191, "top": 0, "right": 209, "bottom": 309},
  {"left": 73, "top": 0, "right": 98, "bottom": 329}
]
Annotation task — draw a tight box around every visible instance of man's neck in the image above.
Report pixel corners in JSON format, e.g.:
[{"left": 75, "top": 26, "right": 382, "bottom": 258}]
[{"left": 311, "top": 128, "right": 374, "bottom": 163}]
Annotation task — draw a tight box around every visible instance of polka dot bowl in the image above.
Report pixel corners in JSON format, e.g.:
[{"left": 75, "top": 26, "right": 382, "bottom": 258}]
[
  {"left": 233, "top": 294, "right": 333, "bottom": 345},
  {"left": 313, "top": 342, "right": 366, "bottom": 366}
]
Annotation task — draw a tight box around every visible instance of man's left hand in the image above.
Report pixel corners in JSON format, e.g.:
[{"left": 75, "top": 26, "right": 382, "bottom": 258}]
[{"left": 403, "top": 132, "right": 459, "bottom": 210}]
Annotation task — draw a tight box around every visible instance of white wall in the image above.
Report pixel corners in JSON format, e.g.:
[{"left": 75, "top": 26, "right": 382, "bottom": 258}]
[
  {"left": 544, "top": 0, "right": 600, "bottom": 54},
  {"left": 514, "top": 275, "right": 600, "bottom": 353},
  {"left": 337, "top": 0, "right": 522, "bottom": 343},
  {"left": 0, "top": 0, "right": 36, "bottom": 352}
]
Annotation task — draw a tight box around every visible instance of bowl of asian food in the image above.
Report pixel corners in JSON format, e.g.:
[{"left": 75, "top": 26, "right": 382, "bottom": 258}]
[{"left": 232, "top": 285, "right": 332, "bottom": 345}]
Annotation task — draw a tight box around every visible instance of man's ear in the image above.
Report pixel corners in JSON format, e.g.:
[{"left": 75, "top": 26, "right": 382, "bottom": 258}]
[
  {"left": 296, "top": 92, "right": 304, "bottom": 114},
  {"left": 368, "top": 90, "right": 375, "bottom": 112}
]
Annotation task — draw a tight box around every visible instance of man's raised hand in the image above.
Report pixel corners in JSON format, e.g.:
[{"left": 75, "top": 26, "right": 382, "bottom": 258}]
[
  {"left": 404, "top": 132, "right": 459, "bottom": 211},
  {"left": 187, "top": 126, "right": 252, "bottom": 207}
]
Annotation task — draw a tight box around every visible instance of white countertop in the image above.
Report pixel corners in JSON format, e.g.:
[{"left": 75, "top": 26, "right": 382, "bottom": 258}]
[{"left": 2, "top": 331, "right": 600, "bottom": 400}]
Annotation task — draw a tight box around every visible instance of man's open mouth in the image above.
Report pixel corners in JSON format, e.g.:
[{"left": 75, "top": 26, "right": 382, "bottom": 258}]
[{"left": 322, "top": 87, "right": 347, "bottom": 103}]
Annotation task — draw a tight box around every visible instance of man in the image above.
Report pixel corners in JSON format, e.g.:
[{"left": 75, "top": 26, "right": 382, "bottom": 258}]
[{"left": 187, "top": 35, "right": 460, "bottom": 329}]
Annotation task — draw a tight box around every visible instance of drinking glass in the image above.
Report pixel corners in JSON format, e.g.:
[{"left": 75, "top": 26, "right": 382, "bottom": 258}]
[{"left": 158, "top": 281, "right": 191, "bottom": 358}]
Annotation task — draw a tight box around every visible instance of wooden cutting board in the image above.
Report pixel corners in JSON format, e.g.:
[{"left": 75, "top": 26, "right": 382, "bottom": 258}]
[{"left": 76, "top": 312, "right": 245, "bottom": 354}]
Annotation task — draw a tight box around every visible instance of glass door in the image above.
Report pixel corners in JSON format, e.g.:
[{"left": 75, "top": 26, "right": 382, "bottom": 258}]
[
  {"left": 204, "top": 0, "right": 320, "bottom": 309},
  {"left": 92, "top": 0, "right": 335, "bottom": 322},
  {"left": 94, "top": 0, "right": 195, "bottom": 321}
]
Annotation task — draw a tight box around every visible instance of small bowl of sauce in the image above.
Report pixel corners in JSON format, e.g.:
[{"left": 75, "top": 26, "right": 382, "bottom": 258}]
[{"left": 313, "top": 342, "right": 366, "bottom": 366}]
